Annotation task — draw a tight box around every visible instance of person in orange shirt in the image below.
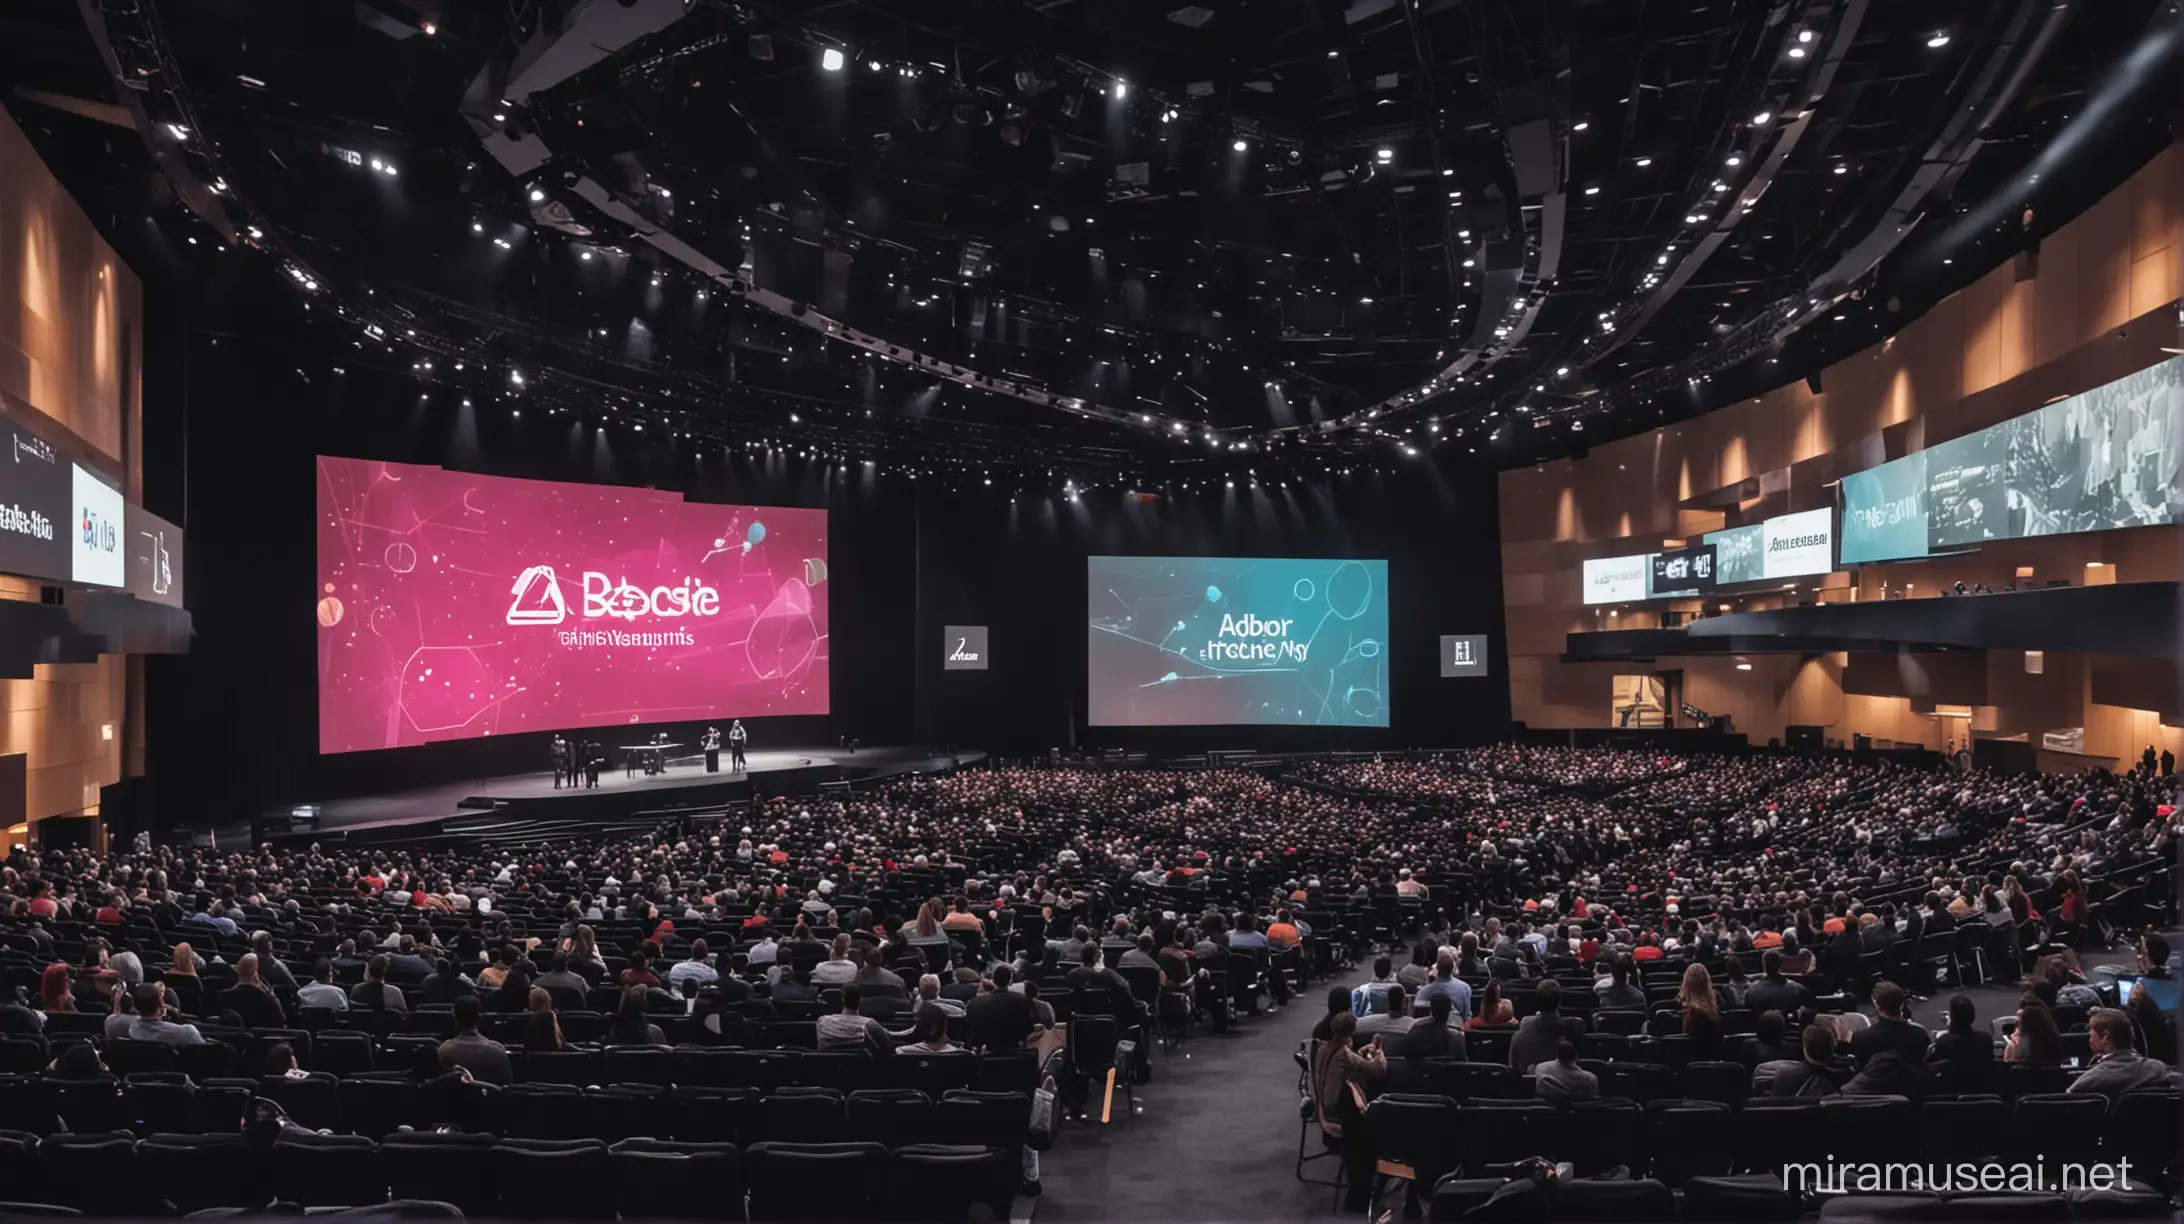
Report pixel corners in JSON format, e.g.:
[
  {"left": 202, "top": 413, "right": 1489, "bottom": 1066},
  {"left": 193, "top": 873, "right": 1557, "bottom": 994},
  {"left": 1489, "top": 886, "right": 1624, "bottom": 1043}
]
[{"left": 1266, "top": 908, "right": 1302, "bottom": 949}]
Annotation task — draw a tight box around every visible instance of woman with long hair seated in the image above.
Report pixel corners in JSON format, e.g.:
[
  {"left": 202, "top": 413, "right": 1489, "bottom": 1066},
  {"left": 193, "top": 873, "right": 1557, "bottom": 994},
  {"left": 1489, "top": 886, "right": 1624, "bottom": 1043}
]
[
  {"left": 603, "top": 985, "right": 665, "bottom": 1046},
  {"left": 2005, "top": 999, "right": 2064, "bottom": 1063},
  {"left": 38, "top": 963, "right": 76, "bottom": 1016},
  {"left": 1679, "top": 963, "right": 1723, "bottom": 1058},
  {"left": 1463, "top": 979, "right": 1516, "bottom": 1030},
  {"left": 524, "top": 987, "right": 564, "bottom": 1052}
]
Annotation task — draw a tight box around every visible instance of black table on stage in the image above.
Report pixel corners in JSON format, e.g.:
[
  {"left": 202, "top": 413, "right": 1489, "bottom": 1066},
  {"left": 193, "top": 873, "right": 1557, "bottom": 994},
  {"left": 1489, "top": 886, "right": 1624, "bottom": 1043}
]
[{"left": 618, "top": 743, "right": 686, "bottom": 776}]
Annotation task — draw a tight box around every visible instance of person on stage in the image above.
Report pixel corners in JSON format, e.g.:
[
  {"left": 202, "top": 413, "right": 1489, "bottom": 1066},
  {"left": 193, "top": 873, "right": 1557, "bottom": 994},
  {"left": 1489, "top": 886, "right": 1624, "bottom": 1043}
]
[
  {"left": 584, "top": 741, "right": 602, "bottom": 789},
  {"left": 728, "top": 720, "right": 748, "bottom": 772},
  {"left": 550, "top": 735, "right": 570, "bottom": 789},
  {"left": 703, "top": 725, "right": 722, "bottom": 774}
]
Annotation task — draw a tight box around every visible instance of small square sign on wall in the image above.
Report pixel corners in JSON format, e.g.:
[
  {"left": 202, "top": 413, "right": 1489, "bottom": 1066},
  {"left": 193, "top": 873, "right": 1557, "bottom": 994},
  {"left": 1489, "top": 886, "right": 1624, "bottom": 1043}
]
[
  {"left": 1440, "top": 634, "right": 1490, "bottom": 678},
  {"left": 943, "top": 626, "right": 989, "bottom": 670}
]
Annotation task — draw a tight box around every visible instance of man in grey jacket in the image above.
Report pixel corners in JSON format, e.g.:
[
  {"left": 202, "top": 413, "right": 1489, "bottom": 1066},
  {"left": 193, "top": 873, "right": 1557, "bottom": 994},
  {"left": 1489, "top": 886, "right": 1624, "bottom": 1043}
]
[{"left": 2068, "top": 1010, "right": 2175, "bottom": 1104}]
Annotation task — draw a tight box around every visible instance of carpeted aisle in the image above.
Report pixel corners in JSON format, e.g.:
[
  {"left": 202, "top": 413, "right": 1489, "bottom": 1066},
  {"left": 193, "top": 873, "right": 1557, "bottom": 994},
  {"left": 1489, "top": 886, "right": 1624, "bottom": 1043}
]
[{"left": 1038, "top": 996, "right": 1338, "bottom": 1222}]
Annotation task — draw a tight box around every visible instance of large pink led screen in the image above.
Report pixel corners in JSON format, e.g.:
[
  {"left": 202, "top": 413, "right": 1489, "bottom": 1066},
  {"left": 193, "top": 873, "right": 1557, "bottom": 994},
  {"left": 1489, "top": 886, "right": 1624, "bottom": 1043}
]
[{"left": 315, "top": 457, "right": 828, "bottom": 753}]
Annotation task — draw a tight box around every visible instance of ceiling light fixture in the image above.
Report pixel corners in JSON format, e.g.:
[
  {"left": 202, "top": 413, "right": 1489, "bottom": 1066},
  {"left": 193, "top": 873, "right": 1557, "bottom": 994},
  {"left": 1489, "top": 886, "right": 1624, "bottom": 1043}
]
[
  {"left": 1797, "top": 29, "right": 1815, "bottom": 43},
  {"left": 1927, "top": 32, "right": 1951, "bottom": 48},
  {"left": 1232, "top": 138, "right": 1248, "bottom": 152},
  {"left": 1572, "top": 121, "right": 1589, "bottom": 132},
  {"left": 1752, "top": 110, "right": 1773, "bottom": 124},
  {"left": 1584, "top": 185, "right": 1600, "bottom": 195},
  {"left": 1788, "top": 46, "right": 1806, "bottom": 58},
  {"left": 820, "top": 48, "right": 845, "bottom": 71}
]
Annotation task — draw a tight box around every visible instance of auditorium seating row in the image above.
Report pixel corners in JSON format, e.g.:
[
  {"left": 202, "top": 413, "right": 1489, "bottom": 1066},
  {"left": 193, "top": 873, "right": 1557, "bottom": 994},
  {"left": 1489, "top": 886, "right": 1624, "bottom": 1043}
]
[
  {"left": 0, "top": 1037, "right": 1041, "bottom": 1095},
  {"left": 0, "top": 1130, "right": 1021, "bottom": 1219},
  {"left": 1419, "top": 1174, "right": 2174, "bottom": 1222},
  {"left": 0, "top": 1075, "right": 1035, "bottom": 1148},
  {"left": 1332, "top": 1090, "right": 2178, "bottom": 1189},
  {"left": 1369, "top": 1052, "right": 2134, "bottom": 1104}
]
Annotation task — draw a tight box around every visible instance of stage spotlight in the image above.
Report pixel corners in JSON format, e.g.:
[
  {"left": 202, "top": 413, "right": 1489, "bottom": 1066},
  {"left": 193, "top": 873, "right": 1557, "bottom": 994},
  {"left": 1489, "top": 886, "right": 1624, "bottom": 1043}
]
[
  {"left": 529, "top": 188, "right": 546, "bottom": 202},
  {"left": 1752, "top": 110, "right": 1772, "bottom": 124},
  {"left": 1113, "top": 81, "right": 1127, "bottom": 99},
  {"left": 1232, "top": 138, "right": 1248, "bottom": 152},
  {"left": 821, "top": 48, "right": 845, "bottom": 72}
]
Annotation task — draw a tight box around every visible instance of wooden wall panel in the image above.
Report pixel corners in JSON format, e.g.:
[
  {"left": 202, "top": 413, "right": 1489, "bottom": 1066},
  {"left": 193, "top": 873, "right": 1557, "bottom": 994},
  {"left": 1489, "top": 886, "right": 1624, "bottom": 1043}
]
[
  {"left": 0, "top": 111, "right": 142, "bottom": 830},
  {"left": 0, "top": 108, "right": 139, "bottom": 474}
]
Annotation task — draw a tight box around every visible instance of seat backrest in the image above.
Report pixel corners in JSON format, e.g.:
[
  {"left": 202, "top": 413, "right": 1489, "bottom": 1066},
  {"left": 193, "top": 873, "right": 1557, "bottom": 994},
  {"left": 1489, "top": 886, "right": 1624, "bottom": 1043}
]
[
  {"left": 884, "top": 1144, "right": 1017, "bottom": 1219},
  {"left": 744, "top": 1141, "right": 886, "bottom": 1220},
  {"left": 608, "top": 1139, "right": 741, "bottom": 1219},
  {"left": 380, "top": 1131, "right": 500, "bottom": 1217},
  {"left": 136, "top": 1133, "right": 256, "bottom": 1212},
  {"left": 38, "top": 1133, "right": 141, "bottom": 1212},
  {"left": 268, "top": 1131, "right": 383, "bottom": 1209},
  {"left": 493, "top": 1138, "right": 615, "bottom": 1218}
]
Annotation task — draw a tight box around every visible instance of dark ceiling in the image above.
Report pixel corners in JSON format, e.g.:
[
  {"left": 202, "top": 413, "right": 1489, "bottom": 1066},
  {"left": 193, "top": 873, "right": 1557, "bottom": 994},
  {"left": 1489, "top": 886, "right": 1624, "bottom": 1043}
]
[{"left": 4, "top": 0, "right": 2179, "bottom": 487}]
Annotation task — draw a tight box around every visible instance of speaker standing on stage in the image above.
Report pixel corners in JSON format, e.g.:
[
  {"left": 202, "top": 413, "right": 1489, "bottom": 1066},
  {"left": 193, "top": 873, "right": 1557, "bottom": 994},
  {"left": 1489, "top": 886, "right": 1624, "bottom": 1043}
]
[
  {"left": 703, "top": 725, "right": 722, "bottom": 773},
  {"left": 729, "top": 720, "right": 748, "bottom": 772},
  {"left": 550, "top": 735, "right": 570, "bottom": 789},
  {"left": 584, "top": 741, "right": 602, "bottom": 788}
]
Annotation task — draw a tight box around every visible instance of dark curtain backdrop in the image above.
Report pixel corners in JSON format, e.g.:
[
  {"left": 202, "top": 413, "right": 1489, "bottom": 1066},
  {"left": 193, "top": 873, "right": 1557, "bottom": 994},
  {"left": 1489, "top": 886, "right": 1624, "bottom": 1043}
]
[{"left": 148, "top": 325, "right": 1507, "bottom": 828}]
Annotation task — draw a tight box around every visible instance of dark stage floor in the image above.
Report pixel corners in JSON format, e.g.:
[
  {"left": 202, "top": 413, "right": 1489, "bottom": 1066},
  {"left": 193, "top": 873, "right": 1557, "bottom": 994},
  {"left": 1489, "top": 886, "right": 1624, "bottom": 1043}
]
[{"left": 260, "top": 745, "right": 981, "bottom": 843}]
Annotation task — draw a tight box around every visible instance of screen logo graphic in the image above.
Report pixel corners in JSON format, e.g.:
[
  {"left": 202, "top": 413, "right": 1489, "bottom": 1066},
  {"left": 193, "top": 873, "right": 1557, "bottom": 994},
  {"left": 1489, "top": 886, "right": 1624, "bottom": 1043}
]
[
  {"left": 0, "top": 502, "right": 52, "bottom": 543},
  {"left": 942, "top": 625, "right": 989, "bottom": 670},
  {"left": 1440, "top": 634, "right": 1490, "bottom": 678},
  {"left": 578, "top": 572, "right": 721, "bottom": 621},
  {"left": 146, "top": 530, "right": 172, "bottom": 596},
  {"left": 506, "top": 565, "right": 569, "bottom": 625},
  {"left": 69, "top": 464, "right": 125, "bottom": 587}
]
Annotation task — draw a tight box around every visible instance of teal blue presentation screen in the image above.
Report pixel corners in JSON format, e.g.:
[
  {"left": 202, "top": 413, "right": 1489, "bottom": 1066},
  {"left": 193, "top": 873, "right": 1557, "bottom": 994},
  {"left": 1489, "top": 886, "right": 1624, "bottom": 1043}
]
[
  {"left": 1839, "top": 451, "right": 1930, "bottom": 564},
  {"left": 1087, "top": 556, "right": 1390, "bottom": 727}
]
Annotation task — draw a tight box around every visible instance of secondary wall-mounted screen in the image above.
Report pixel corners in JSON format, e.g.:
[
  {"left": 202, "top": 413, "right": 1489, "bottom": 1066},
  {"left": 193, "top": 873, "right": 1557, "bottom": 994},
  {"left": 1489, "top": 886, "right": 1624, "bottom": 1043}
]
[
  {"left": 1582, "top": 553, "right": 1651, "bottom": 604},
  {"left": 1839, "top": 451, "right": 1929, "bottom": 564},
  {"left": 1703, "top": 523, "right": 1764, "bottom": 586},
  {"left": 72, "top": 464, "right": 126, "bottom": 588},
  {"left": 2009, "top": 356, "right": 2183, "bottom": 539},
  {"left": 1649, "top": 545, "right": 1717, "bottom": 596},
  {"left": 1836, "top": 356, "right": 2183, "bottom": 564},
  {"left": 1760, "top": 507, "right": 1835, "bottom": 579},
  {"left": 1087, "top": 555, "right": 1389, "bottom": 726},
  {"left": 0, "top": 419, "right": 69, "bottom": 584},
  {"left": 1926, "top": 423, "right": 2011, "bottom": 548},
  {"left": 315, "top": 457, "right": 828, "bottom": 753}
]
